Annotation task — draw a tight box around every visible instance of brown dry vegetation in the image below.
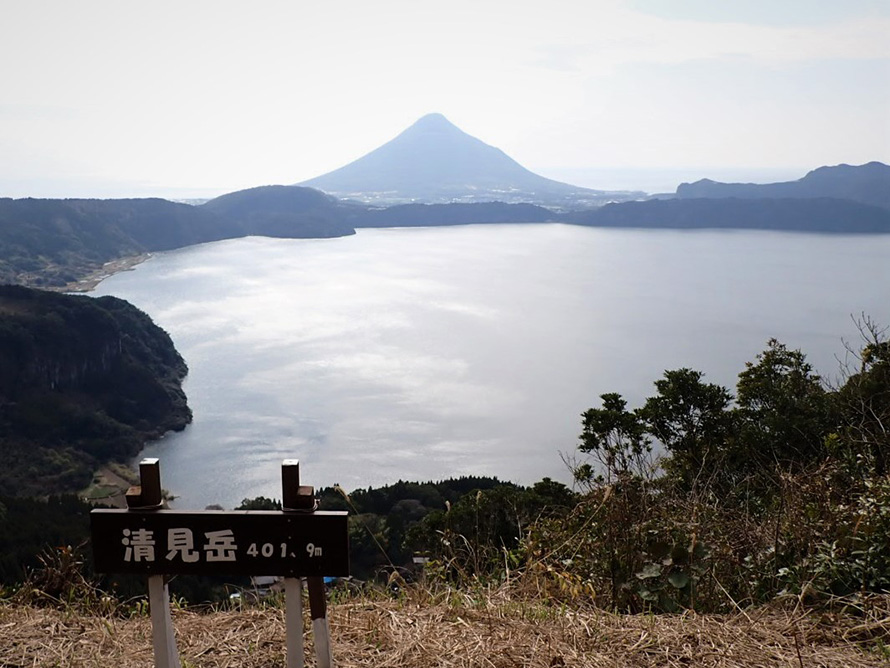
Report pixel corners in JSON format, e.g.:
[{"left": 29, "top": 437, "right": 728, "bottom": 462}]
[{"left": 2, "top": 588, "right": 890, "bottom": 667}]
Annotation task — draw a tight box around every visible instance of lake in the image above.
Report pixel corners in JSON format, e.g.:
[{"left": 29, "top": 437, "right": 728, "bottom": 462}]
[{"left": 91, "top": 224, "right": 890, "bottom": 509}]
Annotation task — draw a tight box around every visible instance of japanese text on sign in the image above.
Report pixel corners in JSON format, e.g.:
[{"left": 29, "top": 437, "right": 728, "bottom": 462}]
[{"left": 91, "top": 509, "right": 349, "bottom": 577}]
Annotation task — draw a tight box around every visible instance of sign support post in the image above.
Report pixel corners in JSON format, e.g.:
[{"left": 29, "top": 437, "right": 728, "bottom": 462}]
[
  {"left": 281, "top": 459, "right": 309, "bottom": 668},
  {"left": 284, "top": 576, "right": 304, "bottom": 668},
  {"left": 309, "top": 575, "right": 333, "bottom": 667},
  {"left": 281, "top": 459, "right": 334, "bottom": 668},
  {"left": 126, "top": 458, "right": 181, "bottom": 668}
]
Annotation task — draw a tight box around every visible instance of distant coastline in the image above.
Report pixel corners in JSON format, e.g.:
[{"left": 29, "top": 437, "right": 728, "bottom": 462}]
[
  {"left": 2, "top": 160, "right": 888, "bottom": 292},
  {"left": 62, "top": 253, "right": 151, "bottom": 293}
]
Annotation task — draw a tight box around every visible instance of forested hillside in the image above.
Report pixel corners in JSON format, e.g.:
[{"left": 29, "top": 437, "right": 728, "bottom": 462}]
[
  {"left": 676, "top": 161, "right": 890, "bottom": 210},
  {"left": 0, "top": 197, "right": 244, "bottom": 287},
  {"left": 200, "top": 185, "right": 355, "bottom": 238},
  {"left": 565, "top": 197, "right": 890, "bottom": 232},
  {"left": 0, "top": 285, "right": 191, "bottom": 496}
]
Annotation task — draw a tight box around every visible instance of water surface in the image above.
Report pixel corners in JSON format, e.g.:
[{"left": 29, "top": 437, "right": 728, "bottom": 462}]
[{"left": 92, "top": 225, "right": 890, "bottom": 508}]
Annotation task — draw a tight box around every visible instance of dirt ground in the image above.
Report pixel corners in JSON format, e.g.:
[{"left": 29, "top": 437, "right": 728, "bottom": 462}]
[{"left": 2, "top": 593, "right": 889, "bottom": 667}]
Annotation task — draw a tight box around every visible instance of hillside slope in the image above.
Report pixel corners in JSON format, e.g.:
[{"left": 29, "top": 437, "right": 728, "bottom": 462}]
[
  {"left": 0, "top": 285, "right": 191, "bottom": 495},
  {"left": 0, "top": 197, "right": 243, "bottom": 288},
  {"left": 565, "top": 196, "right": 890, "bottom": 232},
  {"left": 0, "top": 193, "right": 358, "bottom": 289},
  {"left": 675, "top": 161, "right": 890, "bottom": 210},
  {"left": 201, "top": 185, "right": 356, "bottom": 238}
]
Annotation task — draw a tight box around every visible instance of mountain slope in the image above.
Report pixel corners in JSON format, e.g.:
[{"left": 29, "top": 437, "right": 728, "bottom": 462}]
[
  {"left": 298, "top": 113, "right": 639, "bottom": 208},
  {"left": 0, "top": 285, "right": 191, "bottom": 495},
  {"left": 201, "top": 185, "right": 355, "bottom": 238},
  {"left": 675, "top": 162, "right": 890, "bottom": 210},
  {"left": 0, "top": 197, "right": 244, "bottom": 288},
  {"left": 0, "top": 192, "right": 356, "bottom": 289},
  {"left": 564, "top": 197, "right": 890, "bottom": 233}
]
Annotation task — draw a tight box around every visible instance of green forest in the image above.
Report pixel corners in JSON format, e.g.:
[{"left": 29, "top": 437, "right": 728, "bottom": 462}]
[{"left": 0, "top": 285, "right": 191, "bottom": 496}]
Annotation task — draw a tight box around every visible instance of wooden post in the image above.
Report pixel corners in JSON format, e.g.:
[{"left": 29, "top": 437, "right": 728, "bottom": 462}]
[
  {"left": 139, "top": 458, "right": 163, "bottom": 507},
  {"left": 285, "top": 577, "right": 304, "bottom": 668},
  {"left": 282, "top": 459, "right": 316, "bottom": 511},
  {"left": 282, "top": 459, "right": 309, "bottom": 668},
  {"left": 308, "top": 576, "right": 333, "bottom": 668},
  {"left": 131, "top": 458, "right": 180, "bottom": 668},
  {"left": 126, "top": 457, "right": 164, "bottom": 509},
  {"left": 282, "top": 459, "right": 331, "bottom": 667},
  {"left": 148, "top": 576, "right": 181, "bottom": 668},
  {"left": 281, "top": 459, "right": 301, "bottom": 511}
]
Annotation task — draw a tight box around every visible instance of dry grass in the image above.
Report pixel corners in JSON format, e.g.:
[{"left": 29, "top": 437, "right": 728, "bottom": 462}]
[{"left": 2, "top": 587, "right": 890, "bottom": 667}]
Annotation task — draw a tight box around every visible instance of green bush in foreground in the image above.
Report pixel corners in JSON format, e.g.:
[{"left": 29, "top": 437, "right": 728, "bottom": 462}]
[{"left": 410, "top": 320, "right": 890, "bottom": 613}]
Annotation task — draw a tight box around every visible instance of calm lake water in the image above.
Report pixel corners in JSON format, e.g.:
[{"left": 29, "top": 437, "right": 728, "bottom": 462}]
[{"left": 91, "top": 224, "right": 890, "bottom": 509}]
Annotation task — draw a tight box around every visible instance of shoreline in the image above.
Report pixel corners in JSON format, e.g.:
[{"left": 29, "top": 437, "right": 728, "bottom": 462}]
[
  {"left": 80, "top": 462, "right": 179, "bottom": 509},
  {"left": 63, "top": 253, "right": 152, "bottom": 293},
  {"left": 79, "top": 464, "right": 139, "bottom": 509}
]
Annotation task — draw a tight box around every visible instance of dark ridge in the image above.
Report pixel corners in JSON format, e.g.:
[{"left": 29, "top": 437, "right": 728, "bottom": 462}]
[
  {"left": 675, "top": 162, "right": 890, "bottom": 210},
  {"left": 0, "top": 197, "right": 244, "bottom": 287},
  {"left": 0, "top": 285, "right": 191, "bottom": 496},
  {"left": 563, "top": 197, "right": 890, "bottom": 233},
  {"left": 201, "top": 185, "right": 355, "bottom": 238}
]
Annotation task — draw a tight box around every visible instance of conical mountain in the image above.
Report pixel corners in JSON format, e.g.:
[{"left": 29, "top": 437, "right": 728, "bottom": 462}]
[{"left": 298, "top": 113, "right": 634, "bottom": 207}]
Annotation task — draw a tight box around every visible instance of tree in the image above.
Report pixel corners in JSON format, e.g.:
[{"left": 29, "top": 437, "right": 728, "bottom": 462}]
[
  {"left": 640, "top": 368, "right": 734, "bottom": 489},
  {"left": 835, "top": 318, "right": 890, "bottom": 476},
  {"left": 576, "top": 393, "right": 651, "bottom": 485},
  {"left": 406, "top": 480, "right": 576, "bottom": 577},
  {"left": 735, "top": 339, "right": 832, "bottom": 469},
  {"left": 235, "top": 496, "right": 281, "bottom": 510}
]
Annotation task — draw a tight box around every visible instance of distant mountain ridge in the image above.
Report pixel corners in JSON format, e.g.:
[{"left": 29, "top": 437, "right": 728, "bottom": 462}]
[
  {"left": 201, "top": 185, "right": 355, "bottom": 238},
  {"left": 566, "top": 197, "right": 890, "bottom": 233},
  {"left": 298, "top": 113, "right": 642, "bottom": 208},
  {"left": 2, "top": 160, "right": 889, "bottom": 290},
  {"left": 0, "top": 193, "right": 352, "bottom": 288},
  {"left": 676, "top": 162, "right": 890, "bottom": 210},
  {"left": 0, "top": 197, "right": 243, "bottom": 287}
]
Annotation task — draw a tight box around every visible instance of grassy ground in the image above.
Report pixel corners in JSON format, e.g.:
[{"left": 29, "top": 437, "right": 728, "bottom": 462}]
[
  {"left": 79, "top": 464, "right": 140, "bottom": 508},
  {"left": 3, "top": 587, "right": 889, "bottom": 667}
]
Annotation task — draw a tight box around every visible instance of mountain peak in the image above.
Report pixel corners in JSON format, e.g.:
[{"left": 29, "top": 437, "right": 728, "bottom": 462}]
[
  {"left": 399, "top": 113, "right": 468, "bottom": 140},
  {"left": 412, "top": 112, "right": 453, "bottom": 128},
  {"left": 297, "top": 115, "right": 632, "bottom": 208}
]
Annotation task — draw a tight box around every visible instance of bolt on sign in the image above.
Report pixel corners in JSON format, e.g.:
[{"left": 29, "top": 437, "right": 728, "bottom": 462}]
[{"left": 91, "top": 509, "right": 349, "bottom": 577}]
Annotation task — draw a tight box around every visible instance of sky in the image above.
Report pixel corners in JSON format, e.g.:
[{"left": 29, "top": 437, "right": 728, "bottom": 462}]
[{"left": 1, "top": 0, "right": 888, "bottom": 199}]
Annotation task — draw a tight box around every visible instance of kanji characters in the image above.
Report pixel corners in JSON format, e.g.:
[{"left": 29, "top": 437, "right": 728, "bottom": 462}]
[
  {"left": 203, "top": 529, "right": 238, "bottom": 561},
  {"left": 166, "top": 528, "right": 200, "bottom": 563},
  {"left": 122, "top": 528, "right": 155, "bottom": 562}
]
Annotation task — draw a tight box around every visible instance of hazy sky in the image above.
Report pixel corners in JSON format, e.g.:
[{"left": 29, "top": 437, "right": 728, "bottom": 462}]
[{"left": 2, "top": 0, "right": 888, "bottom": 198}]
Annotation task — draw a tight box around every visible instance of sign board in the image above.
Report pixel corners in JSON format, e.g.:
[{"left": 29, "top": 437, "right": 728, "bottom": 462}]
[{"left": 91, "top": 509, "right": 349, "bottom": 577}]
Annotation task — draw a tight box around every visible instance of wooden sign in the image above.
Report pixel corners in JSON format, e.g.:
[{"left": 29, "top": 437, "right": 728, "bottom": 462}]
[
  {"left": 90, "top": 458, "right": 342, "bottom": 668},
  {"left": 91, "top": 508, "right": 349, "bottom": 577}
]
